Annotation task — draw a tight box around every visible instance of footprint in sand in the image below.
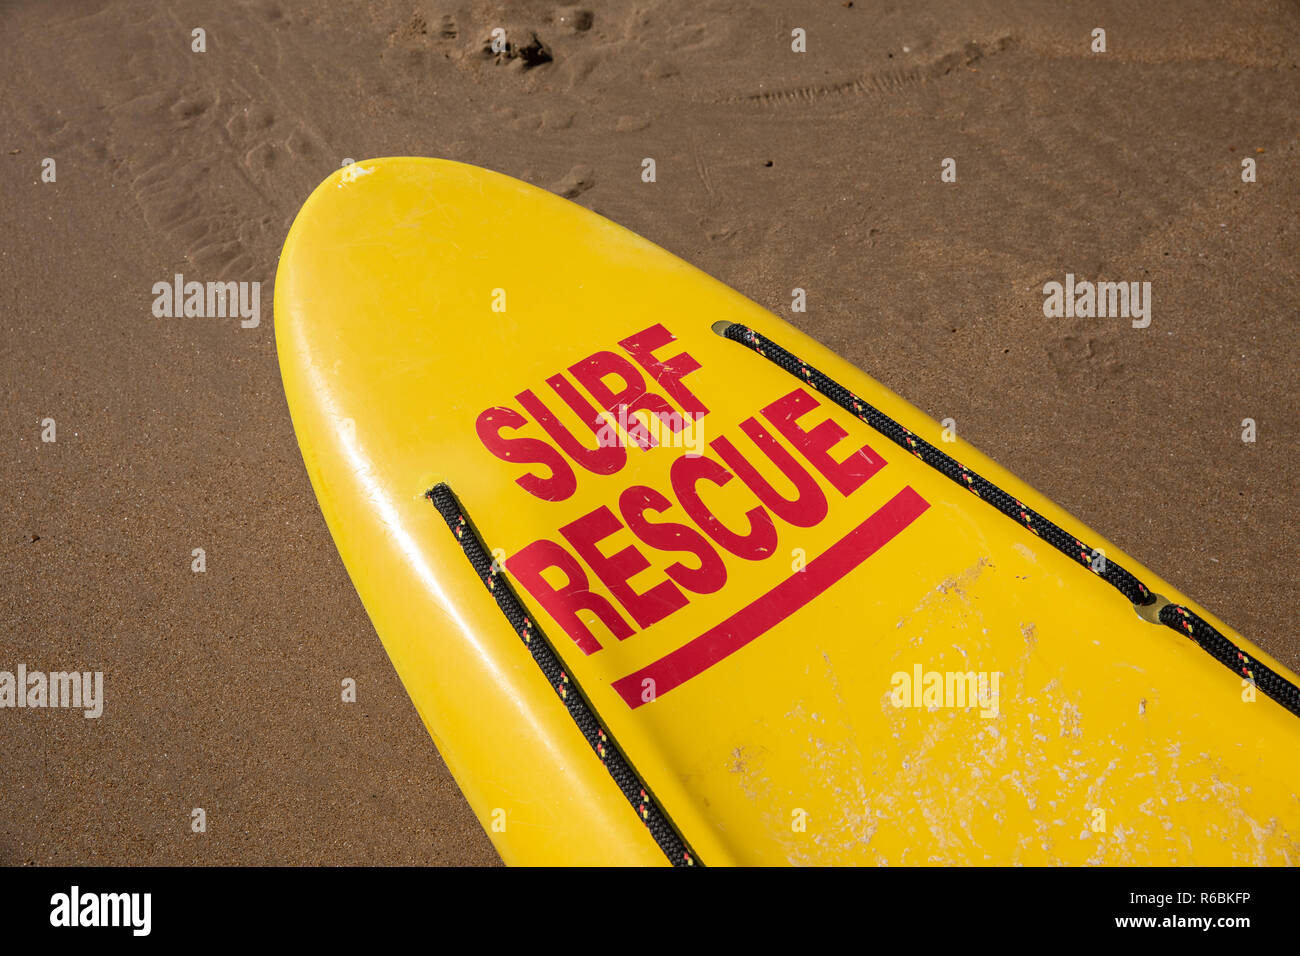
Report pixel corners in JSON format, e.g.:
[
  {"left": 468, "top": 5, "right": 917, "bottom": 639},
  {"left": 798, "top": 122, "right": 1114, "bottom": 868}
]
[
  {"left": 550, "top": 165, "right": 595, "bottom": 199},
  {"left": 553, "top": 8, "right": 594, "bottom": 33},
  {"left": 1045, "top": 334, "right": 1127, "bottom": 386},
  {"left": 480, "top": 30, "right": 553, "bottom": 69}
]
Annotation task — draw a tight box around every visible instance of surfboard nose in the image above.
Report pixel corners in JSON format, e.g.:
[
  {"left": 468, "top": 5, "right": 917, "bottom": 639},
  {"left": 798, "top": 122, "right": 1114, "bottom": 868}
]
[{"left": 276, "top": 157, "right": 1300, "bottom": 866}]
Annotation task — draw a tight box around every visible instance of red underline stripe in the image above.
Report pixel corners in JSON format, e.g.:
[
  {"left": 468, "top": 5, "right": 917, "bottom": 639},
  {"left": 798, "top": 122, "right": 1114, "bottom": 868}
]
[{"left": 611, "top": 485, "right": 930, "bottom": 709}]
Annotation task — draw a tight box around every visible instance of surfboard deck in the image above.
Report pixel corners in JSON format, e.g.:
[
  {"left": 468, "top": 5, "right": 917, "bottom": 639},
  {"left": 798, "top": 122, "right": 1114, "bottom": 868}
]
[{"left": 275, "top": 157, "right": 1300, "bottom": 866}]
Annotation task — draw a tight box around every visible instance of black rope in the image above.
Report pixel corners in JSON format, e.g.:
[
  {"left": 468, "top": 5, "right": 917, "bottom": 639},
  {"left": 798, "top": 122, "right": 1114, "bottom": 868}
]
[
  {"left": 1161, "top": 603, "right": 1300, "bottom": 717},
  {"left": 425, "top": 483, "right": 699, "bottom": 866},
  {"left": 716, "top": 321, "right": 1300, "bottom": 720}
]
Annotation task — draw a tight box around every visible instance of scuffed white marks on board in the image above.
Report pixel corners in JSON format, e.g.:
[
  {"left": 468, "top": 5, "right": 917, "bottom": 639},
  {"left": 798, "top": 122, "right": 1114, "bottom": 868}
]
[
  {"left": 895, "top": 556, "right": 991, "bottom": 630},
  {"left": 338, "top": 163, "right": 376, "bottom": 187},
  {"left": 1012, "top": 542, "right": 1038, "bottom": 564},
  {"left": 783, "top": 654, "right": 881, "bottom": 865}
]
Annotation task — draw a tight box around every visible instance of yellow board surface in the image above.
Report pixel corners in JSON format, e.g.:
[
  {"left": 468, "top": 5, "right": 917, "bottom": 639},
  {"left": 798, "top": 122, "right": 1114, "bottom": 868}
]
[{"left": 275, "top": 157, "right": 1300, "bottom": 866}]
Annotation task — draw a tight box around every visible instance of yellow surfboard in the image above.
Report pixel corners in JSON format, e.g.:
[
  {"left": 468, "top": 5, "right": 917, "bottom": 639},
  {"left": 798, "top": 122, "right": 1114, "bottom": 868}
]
[{"left": 275, "top": 157, "right": 1300, "bottom": 866}]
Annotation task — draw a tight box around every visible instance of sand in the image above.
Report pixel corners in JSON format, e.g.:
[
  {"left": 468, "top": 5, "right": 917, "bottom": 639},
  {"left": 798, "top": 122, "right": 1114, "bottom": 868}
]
[{"left": 1, "top": 0, "right": 1297, "bottom": 865}]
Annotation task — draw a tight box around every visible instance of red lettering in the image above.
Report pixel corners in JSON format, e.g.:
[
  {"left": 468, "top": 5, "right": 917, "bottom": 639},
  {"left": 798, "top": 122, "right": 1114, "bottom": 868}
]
[
  {"left": 569, "top": 351, "right": 681, "bottom": 450},
  {"left": 560, "top": 506, "right": 687, "bottom": 630},
  {"left": 505, "top": 539, "right": 633, "bottom": 654},
  {"left": 619, "top": 485, "right": 727, "bottom": 595},
  {"left": 516, "top": 380, "right": 625, "bottom": 476},
  {"left": 670, "top": 454, "right": 778, "bottom": 561},
  {"left": 711, "top": 417, "right": 828, "bottom": 528},
  {"left": 762, "top": 389, "right": 884, "bottom": 497},
  {"left": 475, "top": 406, "right": 576, "bottom": 502},
  {"left": 618, "top": 324, "right": 709, "bottom": 417}
]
